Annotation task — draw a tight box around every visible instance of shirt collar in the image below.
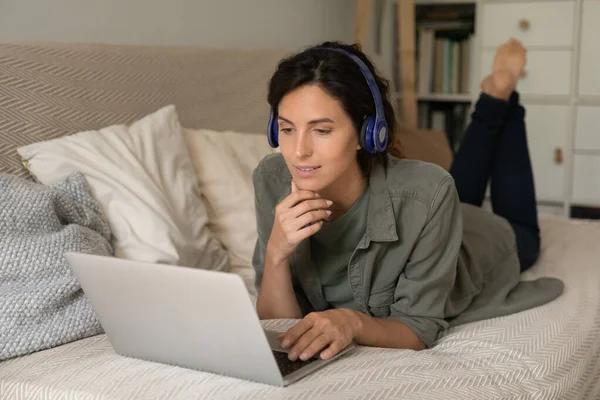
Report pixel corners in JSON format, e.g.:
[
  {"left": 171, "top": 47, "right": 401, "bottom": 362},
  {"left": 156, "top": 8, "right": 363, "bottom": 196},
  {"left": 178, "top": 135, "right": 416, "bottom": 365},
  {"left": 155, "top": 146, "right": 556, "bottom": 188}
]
[{"left": 365, "top": 162, "right": 398, "bottom": 242}]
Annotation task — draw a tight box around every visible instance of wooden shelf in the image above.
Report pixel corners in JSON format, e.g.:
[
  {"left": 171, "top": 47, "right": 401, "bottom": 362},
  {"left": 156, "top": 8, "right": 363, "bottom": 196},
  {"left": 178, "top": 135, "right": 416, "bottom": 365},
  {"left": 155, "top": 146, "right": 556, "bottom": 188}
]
[
  {"left": 418, "top": 93, "right": 472, "bottom": 102},
  {"left": 393, "top": 92, "right": 472, "bottom": 102},
  {"left": 577, "top": 96, "right": 600, "bottom": 106},
  {"left": 415, "top": 0, "right": 474, "bottom": 4},
  {"left": 574, "top": 149, "right": 600, "bottom": 156}
]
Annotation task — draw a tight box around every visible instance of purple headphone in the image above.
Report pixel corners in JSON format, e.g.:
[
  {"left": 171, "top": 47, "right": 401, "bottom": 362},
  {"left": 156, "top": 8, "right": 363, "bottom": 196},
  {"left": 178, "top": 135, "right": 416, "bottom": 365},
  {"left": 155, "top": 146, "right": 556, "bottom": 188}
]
[{"left": 266, "top": 48, "right": 389, "bottom": 154}]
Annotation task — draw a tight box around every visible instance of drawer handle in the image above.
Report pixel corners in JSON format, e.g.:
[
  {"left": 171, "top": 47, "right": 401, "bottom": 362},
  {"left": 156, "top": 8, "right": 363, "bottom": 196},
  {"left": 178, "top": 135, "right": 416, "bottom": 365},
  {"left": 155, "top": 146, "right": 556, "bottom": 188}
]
[
  {"left": 519, "top": 19, "right": 531, "bottom": 31},
  {"left": 554, "top": 148, "right": 563, "bottom": 165}
]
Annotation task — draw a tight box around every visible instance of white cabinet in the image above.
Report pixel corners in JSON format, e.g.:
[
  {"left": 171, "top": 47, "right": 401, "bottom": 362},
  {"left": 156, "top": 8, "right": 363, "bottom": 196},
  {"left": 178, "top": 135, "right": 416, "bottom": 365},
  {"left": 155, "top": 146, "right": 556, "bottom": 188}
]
[
  {"left": 475, "top": 0, "right": 579, "bottom": 211},
  {"left": 572, "top": 106, "right": 600, "bottom": 206},
  {"left": 474, "top": 0, "right": 600, "bottom": 211},
  {"left": 525, "top": 104, "right": 570, "bottom": 202},
  {"left": 479, "top": 49, "right": 572, "bottom": 96},
  {"left": 445, "top": 0, "right": 600, "bottom": 212},
  {"left": 573, "top": 1, "right": 600, "bottom": 208},
  {"left": 480, "top": 2, "right": 575, "bottom": 48},
  {"left": 574, "top": 106, "right": 600, "bottom": 151},
  {"left": 572, "top": 156, "right": 600, "bottom": 205},
  {"left": 578, "top": 0, "right": 600, "bottom": 96}
]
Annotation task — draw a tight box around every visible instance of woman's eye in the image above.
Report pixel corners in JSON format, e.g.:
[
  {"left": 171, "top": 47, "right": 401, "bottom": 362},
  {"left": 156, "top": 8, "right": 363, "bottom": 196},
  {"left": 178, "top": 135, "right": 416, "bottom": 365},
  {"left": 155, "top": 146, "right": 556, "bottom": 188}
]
[
  {"left": 280, "top": 127, "right": 293, "bottom": 134},
  {"left": 315, "top": 129, "right": 332, "bottom": 135}
]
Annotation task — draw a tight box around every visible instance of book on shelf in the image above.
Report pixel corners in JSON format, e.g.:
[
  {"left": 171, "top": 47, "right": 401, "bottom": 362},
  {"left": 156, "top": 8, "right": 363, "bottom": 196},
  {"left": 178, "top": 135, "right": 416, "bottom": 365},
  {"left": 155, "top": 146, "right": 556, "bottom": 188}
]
[
  {"left": 417, "top": 28, "right": 472, "bottom": 96},
  {"left": 414, "top": 3, "right": 475, "bottom": 97},
  {"left": 418, "top": 102, "right": 471, "bottom": 153}
]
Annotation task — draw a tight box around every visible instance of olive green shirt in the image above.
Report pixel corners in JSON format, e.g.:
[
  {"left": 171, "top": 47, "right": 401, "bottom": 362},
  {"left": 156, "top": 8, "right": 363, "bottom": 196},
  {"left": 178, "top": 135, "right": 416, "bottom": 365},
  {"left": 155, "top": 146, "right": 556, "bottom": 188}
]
[
  {"left": 311, "top": 184, "right": 370, "bottom": 309},
  {"left": 252, "top": 153, "right": 564, "bottom": 348}
]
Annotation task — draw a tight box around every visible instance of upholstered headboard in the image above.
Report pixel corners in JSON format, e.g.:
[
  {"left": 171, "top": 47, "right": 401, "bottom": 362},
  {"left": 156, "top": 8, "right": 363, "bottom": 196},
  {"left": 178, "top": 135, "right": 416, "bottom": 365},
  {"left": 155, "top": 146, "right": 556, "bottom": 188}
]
[{"left": 0, "top": 42, "right": 291, "bottom": 178}]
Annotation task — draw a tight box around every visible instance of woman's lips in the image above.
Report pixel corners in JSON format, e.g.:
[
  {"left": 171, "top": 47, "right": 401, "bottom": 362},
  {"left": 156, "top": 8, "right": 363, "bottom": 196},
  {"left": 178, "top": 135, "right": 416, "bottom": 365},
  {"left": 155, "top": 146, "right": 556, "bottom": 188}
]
[{"left": 295, "top": 165, "right": 321, "bottom": 178}]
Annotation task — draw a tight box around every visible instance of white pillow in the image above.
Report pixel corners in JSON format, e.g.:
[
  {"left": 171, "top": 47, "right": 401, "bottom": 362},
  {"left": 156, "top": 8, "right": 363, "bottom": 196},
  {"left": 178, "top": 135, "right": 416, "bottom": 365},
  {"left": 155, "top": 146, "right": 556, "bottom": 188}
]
[
  {"left": 18, "top": 105, "right": 228, "bottom": 272},
  {"left": 183, "top": 128, "right": 277, "bottom": 297}
]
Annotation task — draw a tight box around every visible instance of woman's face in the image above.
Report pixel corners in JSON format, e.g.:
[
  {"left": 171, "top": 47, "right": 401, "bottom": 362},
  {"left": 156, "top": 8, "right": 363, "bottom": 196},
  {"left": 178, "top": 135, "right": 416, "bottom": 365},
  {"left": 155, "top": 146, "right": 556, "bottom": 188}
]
[{"left": 276, "top": 84, "right": 361, "bottom": 193}]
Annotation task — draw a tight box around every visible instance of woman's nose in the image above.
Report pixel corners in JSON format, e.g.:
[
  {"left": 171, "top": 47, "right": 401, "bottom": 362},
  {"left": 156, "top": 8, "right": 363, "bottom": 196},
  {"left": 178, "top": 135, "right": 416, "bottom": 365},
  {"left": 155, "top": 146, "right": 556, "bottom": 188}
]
[{"left": 294, "top": 131, "right": 312, "bottom": 158}]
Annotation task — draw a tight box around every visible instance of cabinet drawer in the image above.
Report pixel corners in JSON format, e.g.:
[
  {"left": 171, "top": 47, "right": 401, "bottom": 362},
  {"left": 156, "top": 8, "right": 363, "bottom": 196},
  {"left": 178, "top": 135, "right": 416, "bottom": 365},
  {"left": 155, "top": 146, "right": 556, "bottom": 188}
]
[
  {"left": 578, "top": 1, "right": 600, "bottom": 96},
  {"left": 572, "top": 155, "right": 600, "bottom": 206},
  {"left": 575, "top": 106, "right": 600, "bottom": 151},
  {"left": 525, "top": 104, "right": 569, "bottom": 202},
  {"left": 480, "top": 50, "right": 571, "bottom": 96},
  {"left": 480, "top": 2, "right": 575, "bottom": 48}
]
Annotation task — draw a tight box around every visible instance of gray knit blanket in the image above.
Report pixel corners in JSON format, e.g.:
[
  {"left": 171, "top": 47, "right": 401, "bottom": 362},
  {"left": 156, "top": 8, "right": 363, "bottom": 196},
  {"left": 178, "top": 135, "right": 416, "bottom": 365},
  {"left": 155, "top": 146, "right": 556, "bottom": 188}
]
[{"left": 0, "top": 172, "right": 113, "bottom": 361}]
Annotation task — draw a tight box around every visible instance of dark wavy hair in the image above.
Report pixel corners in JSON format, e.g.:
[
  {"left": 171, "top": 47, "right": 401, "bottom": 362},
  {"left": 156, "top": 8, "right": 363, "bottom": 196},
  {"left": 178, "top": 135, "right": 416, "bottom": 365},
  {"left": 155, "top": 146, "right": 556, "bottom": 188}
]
[{"left": 267, "top": 41, "right": 398, "bottom": 176}]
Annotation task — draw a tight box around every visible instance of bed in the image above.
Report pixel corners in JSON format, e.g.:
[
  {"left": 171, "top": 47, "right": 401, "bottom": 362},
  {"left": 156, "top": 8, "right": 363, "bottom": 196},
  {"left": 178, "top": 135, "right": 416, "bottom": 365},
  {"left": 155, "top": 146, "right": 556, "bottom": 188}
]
[{"left": 1, "top": 42, "right": 600, "bottom": 400}]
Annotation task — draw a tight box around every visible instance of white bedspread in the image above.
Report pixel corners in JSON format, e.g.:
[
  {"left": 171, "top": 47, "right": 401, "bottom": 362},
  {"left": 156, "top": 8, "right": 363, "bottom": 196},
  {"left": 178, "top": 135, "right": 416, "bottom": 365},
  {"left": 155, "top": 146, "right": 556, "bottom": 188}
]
[{"left": 1, "top": 215, "right": 600, "bottom": 400}]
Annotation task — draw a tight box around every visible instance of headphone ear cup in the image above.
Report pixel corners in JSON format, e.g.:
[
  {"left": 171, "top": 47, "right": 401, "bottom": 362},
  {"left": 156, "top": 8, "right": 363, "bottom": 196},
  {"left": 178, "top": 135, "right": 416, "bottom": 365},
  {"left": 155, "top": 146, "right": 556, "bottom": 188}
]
[
  {"left": 267, "top": 109, "right": 279, "bottom": 148},
  {"left": 359, "top": 119, "right": 369, "bottom": 152},
  {"left": 374, "top": 121, "right": 389, "bottom": 153},
  {"left": 361, "top": 116, "right": 377, "bottom": 154},
  {"left": 270, "top": 123, "right": 279, "bottom": 148}
]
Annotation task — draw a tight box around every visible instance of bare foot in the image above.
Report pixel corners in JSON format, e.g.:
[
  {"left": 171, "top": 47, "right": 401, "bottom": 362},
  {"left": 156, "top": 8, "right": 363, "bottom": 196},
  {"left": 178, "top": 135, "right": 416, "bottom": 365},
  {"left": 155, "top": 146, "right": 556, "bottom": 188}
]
[
  {"left": 480, "top": 38, "right": 527, "bottom": 100},
  {"left": 480, "top": 70, "right": 518, "bottom": 101},
  {"left": 493, "top": 38, "right": 527, "bottom": 78},
  {"left": 480, "top": 74, "right": 495, "bottom": 96}
]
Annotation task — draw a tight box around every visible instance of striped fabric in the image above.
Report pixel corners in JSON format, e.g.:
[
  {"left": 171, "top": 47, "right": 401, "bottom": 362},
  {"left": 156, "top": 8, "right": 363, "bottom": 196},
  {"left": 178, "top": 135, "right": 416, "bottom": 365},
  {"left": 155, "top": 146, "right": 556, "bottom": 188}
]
[
  {"left": 2, "top": 215, "right": 600, "bottom": 399},
  {"left": 0, "top": 42, "right": 288, "bottom": 179}
]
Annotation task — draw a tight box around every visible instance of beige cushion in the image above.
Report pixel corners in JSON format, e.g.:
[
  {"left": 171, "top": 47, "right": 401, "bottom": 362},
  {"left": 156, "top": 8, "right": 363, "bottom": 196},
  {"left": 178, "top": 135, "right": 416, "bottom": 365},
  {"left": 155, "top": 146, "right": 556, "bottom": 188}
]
[
  {"left": 17, "top": 105, "right": 229, "bottom": 272},
  {"left": 394, "top": 127, "right": 454, "bottom": 171},
  {"left": 184, "top": 128, "right": 278, "bottom": 298}
]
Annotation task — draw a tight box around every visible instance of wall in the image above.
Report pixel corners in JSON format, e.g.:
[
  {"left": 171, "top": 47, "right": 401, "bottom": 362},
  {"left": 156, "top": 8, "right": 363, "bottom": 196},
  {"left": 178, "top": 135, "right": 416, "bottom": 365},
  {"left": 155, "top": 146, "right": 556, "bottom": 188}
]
[
  {"left": 0, "top": 0, "right": 398, "bottom": 99},
  {"left": 0, "top": 0, "right": 355, "bottom": 49}
]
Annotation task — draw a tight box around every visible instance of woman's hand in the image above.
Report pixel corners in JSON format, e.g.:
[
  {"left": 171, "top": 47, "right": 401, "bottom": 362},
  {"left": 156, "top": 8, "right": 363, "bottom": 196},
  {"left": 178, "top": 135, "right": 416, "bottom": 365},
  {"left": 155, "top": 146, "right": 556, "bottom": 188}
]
[
  {"left": 279, "top": 309, "right": 363, "bottom": 361},
  {"left": 266, "top": 180, "right": 332, "bottom": 265}
]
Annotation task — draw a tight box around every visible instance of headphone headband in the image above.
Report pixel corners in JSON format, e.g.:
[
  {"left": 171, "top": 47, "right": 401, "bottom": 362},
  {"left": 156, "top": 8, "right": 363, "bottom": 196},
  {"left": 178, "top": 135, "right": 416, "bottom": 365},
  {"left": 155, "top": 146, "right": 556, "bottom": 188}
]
[{"left": 320, "top": 48, "right": 385, "bottom": 130}]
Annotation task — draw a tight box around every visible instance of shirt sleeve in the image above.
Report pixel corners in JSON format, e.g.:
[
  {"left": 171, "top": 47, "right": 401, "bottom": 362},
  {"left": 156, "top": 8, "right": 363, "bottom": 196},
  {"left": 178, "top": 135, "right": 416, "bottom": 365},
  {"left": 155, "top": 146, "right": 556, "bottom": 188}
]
[
  {"left": 250, "top": 165, "right": 314, "bottom": 315},
  {"left": 251, "top": 165, "right": 272, "bottom": 293},
  {"left": 387, "top": 175, "right": 463, "bottom": 348}
]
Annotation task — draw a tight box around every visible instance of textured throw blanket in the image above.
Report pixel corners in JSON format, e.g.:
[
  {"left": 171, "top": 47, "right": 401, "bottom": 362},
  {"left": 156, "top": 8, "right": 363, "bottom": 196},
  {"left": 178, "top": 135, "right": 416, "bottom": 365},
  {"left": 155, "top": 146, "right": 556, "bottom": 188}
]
[{"left": 0, "top": 172, "right": 112, "bottom": 361}]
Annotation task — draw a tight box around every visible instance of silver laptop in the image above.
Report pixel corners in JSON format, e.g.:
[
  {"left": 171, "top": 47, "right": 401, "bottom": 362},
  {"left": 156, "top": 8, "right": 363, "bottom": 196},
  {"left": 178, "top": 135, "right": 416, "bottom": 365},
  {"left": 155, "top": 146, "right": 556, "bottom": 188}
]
[{"left": 65, "top": 252, "right": 355, "bottom": 387}]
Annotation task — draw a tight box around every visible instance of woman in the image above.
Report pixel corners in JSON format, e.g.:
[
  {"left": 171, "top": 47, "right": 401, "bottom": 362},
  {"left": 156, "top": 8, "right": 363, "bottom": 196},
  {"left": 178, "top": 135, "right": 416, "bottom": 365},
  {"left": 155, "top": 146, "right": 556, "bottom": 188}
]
[{"left": 252, "top": 39, "right": 563, "bottom": 362}]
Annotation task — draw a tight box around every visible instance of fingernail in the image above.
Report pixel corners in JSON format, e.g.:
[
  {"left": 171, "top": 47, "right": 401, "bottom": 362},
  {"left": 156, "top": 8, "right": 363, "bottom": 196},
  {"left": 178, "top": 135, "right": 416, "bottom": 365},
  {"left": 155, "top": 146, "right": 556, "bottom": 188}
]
[
  {"left": 300, "top": 353, "right": 308, "bottom": 361},
  {"left": 326, "top": 210, "right": 332, "bottom": 216},
  {"left": 281, "top": 339, "right": 290, "bottom": 348},
  {"left": 288, "top": 352, "right": 297, "bottom": 361},
  {"left": 326, "top": 200, "right": 333, "bottom": 206},
  {"left": 321, "top": 351, "right": 330, "bottom": 360}
]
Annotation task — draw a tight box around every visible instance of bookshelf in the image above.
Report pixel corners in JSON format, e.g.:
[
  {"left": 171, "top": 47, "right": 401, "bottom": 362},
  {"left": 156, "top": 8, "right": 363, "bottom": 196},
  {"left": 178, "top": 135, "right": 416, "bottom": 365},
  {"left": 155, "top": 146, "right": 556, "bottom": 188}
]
[{"left": 411, "top": 2, "right": 476, "bottom": 152}]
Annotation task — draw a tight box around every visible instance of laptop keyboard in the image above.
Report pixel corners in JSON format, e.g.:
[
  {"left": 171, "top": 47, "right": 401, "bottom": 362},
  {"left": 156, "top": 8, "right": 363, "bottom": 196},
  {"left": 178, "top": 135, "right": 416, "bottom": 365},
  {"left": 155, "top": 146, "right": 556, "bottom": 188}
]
[{"left": 272, "top": 350, "right": 319, "bottom": 376}]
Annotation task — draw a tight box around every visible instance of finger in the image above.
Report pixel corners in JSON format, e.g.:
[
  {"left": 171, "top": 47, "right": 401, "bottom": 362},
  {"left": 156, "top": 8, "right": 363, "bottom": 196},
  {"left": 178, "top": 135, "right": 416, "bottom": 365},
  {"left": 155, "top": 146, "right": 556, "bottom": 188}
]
[
  {"left": 291, "top": 180, "right": 298, "bottom": 192},
  {"left": 278, "top": 190, "right": 319, "bottom": 210},
  {"left": 320, "top": 339, "right": 347, "bottom": 360},
  {"left": 291, "top": 209, "right": 331, "bottom": 231},
  {"left": 288, "top": 329, "right": 324, "bottom": 361},
  {"left": 298, "top": 334, "right": 332, "bottom": 361},
  {"left": 289, "top": 199, "right": 333, "bottom": 219},
  {"left": 291, "top": 219, "right": 324, "bottom": 242},
  {"left": 281, "top": 317, "right": 314, "bottom": 349}
]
